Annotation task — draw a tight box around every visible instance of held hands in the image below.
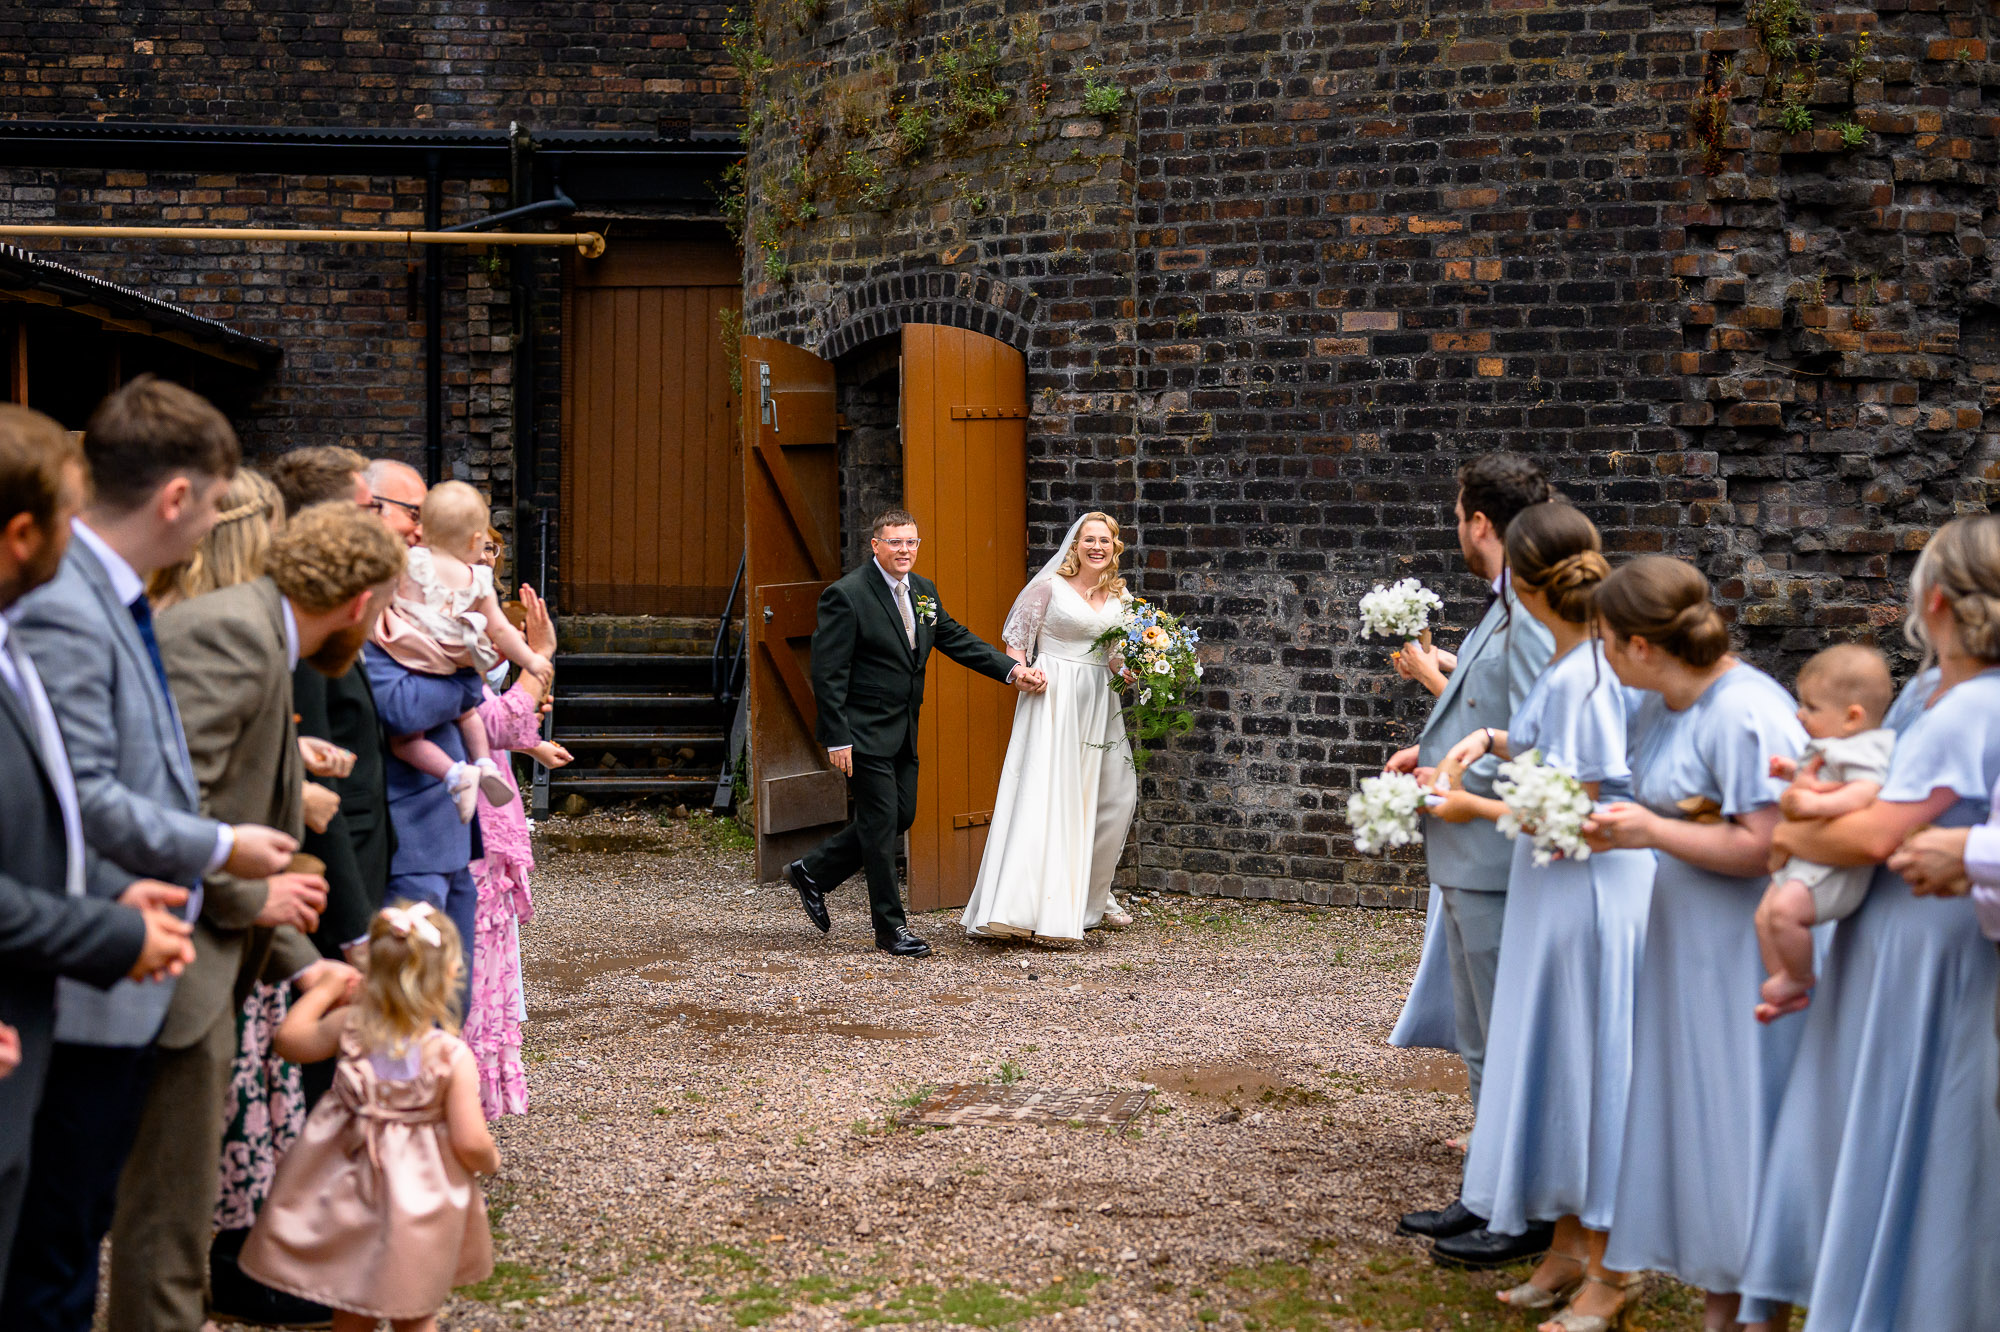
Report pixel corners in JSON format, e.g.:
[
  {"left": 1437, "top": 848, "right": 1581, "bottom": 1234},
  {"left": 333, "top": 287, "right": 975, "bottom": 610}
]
[
  {"left": 119, "top": 880, "right": 195, "bottom": 982},
  {"left": 1890, "top": 825, "right": 1973, "bottom": 897},
  {"left": 296, "top": 958, "right": 364, "bottom": 1005},
  {"left": 522, "top": 652, "right": 555, "bottom": 691},
  {"left": 301, "top": 781, "right": 342, "bottom": 835},
  {"left": 1583, "top": 801, "right": 1660, "bottom": 854},
  {"left": 1011, "top": 666, "right": 1048, "bottom": 694},
  {"left": 225, "top": 824, "right": 299, "bottom": 879},
  {"left": 298, "top": 735, "right": 356, "bottom": 779},
  {"left": 256, "top": 871, "right": 329, "bottom": 933}
]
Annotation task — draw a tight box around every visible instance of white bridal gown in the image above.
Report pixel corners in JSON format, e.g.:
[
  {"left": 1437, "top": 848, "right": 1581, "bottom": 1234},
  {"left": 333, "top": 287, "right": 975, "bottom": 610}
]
[{"left": 961, "top": 579, "right": 1138, "bottom": 941}]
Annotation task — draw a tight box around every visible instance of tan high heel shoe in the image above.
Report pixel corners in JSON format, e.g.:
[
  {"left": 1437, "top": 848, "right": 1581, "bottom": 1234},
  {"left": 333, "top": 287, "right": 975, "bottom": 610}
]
[
  {"left": 1538, "top": 1272, "right": 1647, "bottom": 1332},
  {"left": 1498, "top": 1249, "right": 1588, "bottom": 1310}
]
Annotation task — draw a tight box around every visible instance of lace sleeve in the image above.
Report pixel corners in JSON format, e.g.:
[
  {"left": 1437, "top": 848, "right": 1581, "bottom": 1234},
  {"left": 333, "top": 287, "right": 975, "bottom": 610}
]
[{"left": 1001, "top": 578, "right": 1055, "bottom": 656}]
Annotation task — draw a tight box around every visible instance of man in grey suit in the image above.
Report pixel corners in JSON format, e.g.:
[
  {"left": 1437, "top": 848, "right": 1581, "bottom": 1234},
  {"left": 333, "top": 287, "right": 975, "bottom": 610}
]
[
  {"left": 1383, "top": 454, "right": 1556, "bottom": 1267},
  {"left": 108, "top": 502, "right": 401, "bottom": 1332},
  {"left": 0, "top": 405, "right": 197, "bottom": 1303},
  {"left": 4, "top": 379, "right": 300, "bottom": 1331}
]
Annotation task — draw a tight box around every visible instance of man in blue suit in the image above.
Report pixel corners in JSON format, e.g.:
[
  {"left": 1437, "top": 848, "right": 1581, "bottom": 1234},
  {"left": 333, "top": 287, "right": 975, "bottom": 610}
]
[
  {"left": 361, "top": 459, "right": 482, "bottom": 989},
  {"left": 1384, "top": 453, "right": 1556, "bottom": 1267}
]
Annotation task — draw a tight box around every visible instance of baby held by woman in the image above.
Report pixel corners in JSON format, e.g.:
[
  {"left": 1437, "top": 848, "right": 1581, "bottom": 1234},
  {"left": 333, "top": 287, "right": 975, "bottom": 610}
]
[
  {"left": 373, "top": 481, "right": 552, "bottom": 821},
  {"left": 1753, "top": 643, "right": 1897, "bottom": 1022}
]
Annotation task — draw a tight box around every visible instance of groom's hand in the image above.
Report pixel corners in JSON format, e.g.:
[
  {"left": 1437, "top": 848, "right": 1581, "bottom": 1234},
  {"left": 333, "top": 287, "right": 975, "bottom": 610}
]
[
  {"left": 1012, "top": 667, "right": 1047, "bottom": 694},
  {"left": 828, "top": 746, "right": 853, "bottom": 776}
]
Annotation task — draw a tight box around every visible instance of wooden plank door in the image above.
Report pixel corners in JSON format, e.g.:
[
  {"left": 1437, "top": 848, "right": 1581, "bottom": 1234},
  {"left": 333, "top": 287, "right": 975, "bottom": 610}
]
[
  {"left": 561, "top": 239, "right": 743, "bottom": 615},
  {"left": 901, "top": 324, "right": 1029, "bottom": 912},
  {"left": 741, "top": 336, "right": 846, "bottom": 882}
]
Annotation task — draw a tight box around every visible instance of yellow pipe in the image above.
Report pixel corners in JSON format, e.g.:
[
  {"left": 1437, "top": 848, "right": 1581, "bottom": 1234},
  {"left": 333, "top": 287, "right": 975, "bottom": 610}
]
[{"left": 0, "top": 223, "right": 606, "bottom": 258}]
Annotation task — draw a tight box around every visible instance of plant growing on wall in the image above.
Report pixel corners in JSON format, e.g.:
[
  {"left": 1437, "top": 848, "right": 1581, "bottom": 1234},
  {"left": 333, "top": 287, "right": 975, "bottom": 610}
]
[
  {"left": 867, "top": 0, "right": 930, "bottom": 34},
  {"left": 1690, "top": 59, "right": 1738, "bottom": 174},
  {"left": 934, "top": 30, "right": 1009, "bottom": 141},
  {"left": 1082, "top": 73, "right": 1127, "bottom": 117}
]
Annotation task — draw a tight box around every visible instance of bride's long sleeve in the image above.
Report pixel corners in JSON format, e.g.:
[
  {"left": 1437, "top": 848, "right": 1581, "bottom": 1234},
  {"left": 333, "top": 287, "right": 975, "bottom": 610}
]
[{"left": 1000, "top": 579, "right": 1054, "bottom": 660}]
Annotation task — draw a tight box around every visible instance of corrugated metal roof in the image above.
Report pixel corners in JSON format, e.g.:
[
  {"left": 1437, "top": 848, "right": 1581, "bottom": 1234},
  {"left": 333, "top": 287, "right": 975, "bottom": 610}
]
[{"left": 0, "top": 242, "right": 281, "bottom": 368}]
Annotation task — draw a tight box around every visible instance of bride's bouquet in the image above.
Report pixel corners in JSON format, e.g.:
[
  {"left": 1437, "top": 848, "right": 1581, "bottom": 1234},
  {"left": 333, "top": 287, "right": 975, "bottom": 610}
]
[
  {"left": 1494, "top": 749, "right": 1594, "bottom": 866},
  {"left": 1345, "top": 771, "right": 1429, "bottom": 854},
  {"left": 1093, "top": 597, "right": 1202, "bottom": 770},
  {"left": 1359, "top": 577, "right": 1444, "bottom": 646}
]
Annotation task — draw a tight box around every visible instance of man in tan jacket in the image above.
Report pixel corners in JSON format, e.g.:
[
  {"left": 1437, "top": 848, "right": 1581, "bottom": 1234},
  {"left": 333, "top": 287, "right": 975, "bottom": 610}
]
[{"left": 108, "top": 502, "right": 405, "bottom": 1332}]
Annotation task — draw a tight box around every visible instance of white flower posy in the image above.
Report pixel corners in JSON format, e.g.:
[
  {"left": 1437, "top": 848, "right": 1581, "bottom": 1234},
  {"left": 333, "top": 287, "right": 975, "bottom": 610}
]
[
  {"left": 1359, "top": 578, "right": 1444, "bottom": 643},
  {"left": 1494, "top": 748, "right": 1595, "bottom": 866},
  {"left": 1346, "top": 771, "right": 1428, "bottom": 855}
]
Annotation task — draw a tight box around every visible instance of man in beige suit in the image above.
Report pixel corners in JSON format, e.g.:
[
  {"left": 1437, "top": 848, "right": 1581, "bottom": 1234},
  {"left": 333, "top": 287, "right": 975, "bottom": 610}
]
[{"left": 108, "top": 501, "right": 406, "bottom": 1332}]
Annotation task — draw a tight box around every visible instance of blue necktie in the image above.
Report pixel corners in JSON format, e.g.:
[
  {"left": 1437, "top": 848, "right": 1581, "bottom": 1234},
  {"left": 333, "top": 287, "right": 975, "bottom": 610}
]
[{"left": 128, "top": 593, "right": 176, "bottom": 708}]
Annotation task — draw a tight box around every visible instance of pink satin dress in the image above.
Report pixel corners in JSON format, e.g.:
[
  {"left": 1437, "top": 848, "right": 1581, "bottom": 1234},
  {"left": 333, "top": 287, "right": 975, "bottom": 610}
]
[{"left": 240, "top": 1026, "right": 493, "bottom": 1319}]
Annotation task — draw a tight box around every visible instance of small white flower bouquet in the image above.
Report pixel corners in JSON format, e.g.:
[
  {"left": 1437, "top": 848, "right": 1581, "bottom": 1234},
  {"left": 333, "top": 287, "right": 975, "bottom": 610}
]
[
  {"left": 1346, "top": 771, "right": 1429, "bottom": 855},
  {"left": 1494, "top": 749, "right": 1594, "bottom": 866},
  {"left": 1359, "top": 577, "right": 1444, "bottom": 646}
]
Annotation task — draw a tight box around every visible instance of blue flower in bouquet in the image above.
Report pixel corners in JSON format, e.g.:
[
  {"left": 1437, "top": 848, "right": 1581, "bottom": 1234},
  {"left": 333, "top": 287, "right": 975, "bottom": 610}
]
[{"left": 1092, "top": 597, "right": 1203, "bottom": 770}]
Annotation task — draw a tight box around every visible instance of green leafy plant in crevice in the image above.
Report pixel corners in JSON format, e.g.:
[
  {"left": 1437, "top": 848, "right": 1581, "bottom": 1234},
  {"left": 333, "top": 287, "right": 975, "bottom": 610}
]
[
  {"left": 1689, "top": 58, "right": 1738, "bottom": 174},
  {"left": 867, "top": 0, "right": 931, "bottom": 35},
  {"left": 719, "top": 157, "right": 748, "bottom": 246},
  {"left": 717, "top": 307, "right": 744, "bottom": 400},
  {"left": 754, "top": 214, "right": 790, "bottom": 284},
  {"left": 890, "top": 99, "right": 930, "bottom": 162},
  {"left": 933, "top": 29, "right": 1010, "bottom": 142},
  {"left": 1834, "top": 119, "right": 1867, "bottom": 149},
  {"left": 1777, "top": 73, "right": 1814, "bottom": 135},
  {"left": 1082, "top": 73, "right": 1128, "bottom": 117},
  {"left": 1746, "top": 0, "right": 1812, "bottom": 62}
]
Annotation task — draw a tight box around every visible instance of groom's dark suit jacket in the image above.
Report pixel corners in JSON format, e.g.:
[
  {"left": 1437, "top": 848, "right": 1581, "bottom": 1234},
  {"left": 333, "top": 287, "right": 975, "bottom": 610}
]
[{"left": 811, "top": 563, "right": 1015, "bottom": 756}]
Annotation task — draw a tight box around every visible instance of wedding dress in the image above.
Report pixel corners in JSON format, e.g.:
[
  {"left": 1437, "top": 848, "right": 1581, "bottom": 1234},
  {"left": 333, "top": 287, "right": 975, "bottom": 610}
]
[{"left": 961, "top": 558, "right": 1138, "bottom": 942}]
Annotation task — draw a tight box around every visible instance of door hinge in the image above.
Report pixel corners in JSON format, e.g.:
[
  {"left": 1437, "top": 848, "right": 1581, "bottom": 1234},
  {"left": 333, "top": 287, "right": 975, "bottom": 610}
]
[
  {"left": 949, "top": 405, "right": 1029, "bottom": 420},
  {"left": 951, "top": 811, "right": 994, "bottom": 830}
]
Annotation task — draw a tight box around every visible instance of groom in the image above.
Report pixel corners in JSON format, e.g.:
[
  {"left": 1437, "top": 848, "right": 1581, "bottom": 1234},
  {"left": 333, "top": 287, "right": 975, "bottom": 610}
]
[{"left": 787, "top": 509, "right": 1046, "bottom": 957}]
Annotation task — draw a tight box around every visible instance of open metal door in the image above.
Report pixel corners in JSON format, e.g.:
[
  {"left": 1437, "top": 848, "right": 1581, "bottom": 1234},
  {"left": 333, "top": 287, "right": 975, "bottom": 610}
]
[
  {"left": 741, "top": 336, "right": 844, "bottom": 882},
  {"left": 901, "top": 323, "right": 1029, "bottom": 912}
]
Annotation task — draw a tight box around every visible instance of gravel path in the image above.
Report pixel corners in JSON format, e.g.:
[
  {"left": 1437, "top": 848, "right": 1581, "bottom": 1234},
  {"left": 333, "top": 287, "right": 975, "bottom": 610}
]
[{"left": 431, "top": 809, "right": 1505, "bottom": 1331}]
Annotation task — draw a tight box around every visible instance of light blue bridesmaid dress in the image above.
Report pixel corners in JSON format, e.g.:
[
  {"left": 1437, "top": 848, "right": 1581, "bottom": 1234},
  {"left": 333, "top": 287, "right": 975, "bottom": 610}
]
[
  {"left": 1460, "top": 641, "right": 1656, "bottom": 1235},
  {"left": 1389, "top": 885, "right": 1460, "bottom": 1052},
  {"left": 1601, "top": 663, "right": 1807, "bottom": 1295},
  {"left": 1740, "top": 667, "right": 2000, "bottom": 1329}
]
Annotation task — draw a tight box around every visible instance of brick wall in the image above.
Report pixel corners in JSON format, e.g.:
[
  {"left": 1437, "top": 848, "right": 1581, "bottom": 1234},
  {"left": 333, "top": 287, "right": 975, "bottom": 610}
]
[{"left": 734, "top": 0, "right": 2000, "bottom": 906}]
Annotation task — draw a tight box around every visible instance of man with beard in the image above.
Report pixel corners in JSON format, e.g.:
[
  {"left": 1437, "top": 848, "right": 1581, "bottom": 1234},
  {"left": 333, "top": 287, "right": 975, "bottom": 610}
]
[
  {"left": 4, "top": 378, "right": 299, "bottom": 1331},
  {"left": 0, "top": 405, "right": 196, "bottom": 1302},
  {"left": 109, "top": 502, "right": 399, "bottom": 1332}
]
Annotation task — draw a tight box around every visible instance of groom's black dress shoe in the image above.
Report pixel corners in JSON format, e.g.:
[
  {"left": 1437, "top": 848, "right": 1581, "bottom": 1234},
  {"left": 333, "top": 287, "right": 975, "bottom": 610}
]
[
  {"left": 1396, "top": 1198, "right": 1484, "bottom": 1240},
  {"left": 787, "top": 859, "right": 830, "bottom": 934},
  {"left": 1430, "top": 1220, "right": 1555, "bottom": 1269},
  {"left": 877, "top": 927, "right": 932, "bottom": 958}
]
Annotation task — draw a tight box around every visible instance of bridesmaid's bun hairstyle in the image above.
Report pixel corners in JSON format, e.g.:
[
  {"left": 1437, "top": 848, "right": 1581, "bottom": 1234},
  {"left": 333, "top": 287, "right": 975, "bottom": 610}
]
[
  {"left": 1505, "top": 501, "right": 1609, "bottom": 625},
  {"left": 1906, "top": 513, "right": 2000, "bottom": 663},
  {"left": 1595, "top": 556, "right": 1731, "bottom": 669}
]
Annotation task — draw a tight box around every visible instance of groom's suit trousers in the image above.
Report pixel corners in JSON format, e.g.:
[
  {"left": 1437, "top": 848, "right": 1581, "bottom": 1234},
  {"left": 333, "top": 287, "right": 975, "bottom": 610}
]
[{"left": 802, "top": 738, "right": 920, "bottom": 941}]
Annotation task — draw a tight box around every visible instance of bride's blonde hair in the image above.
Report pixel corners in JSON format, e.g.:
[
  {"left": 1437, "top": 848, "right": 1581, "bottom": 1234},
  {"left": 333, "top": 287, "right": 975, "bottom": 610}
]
[{"left": 1057, "top": 512, "right": 1128, "bottom": 600}]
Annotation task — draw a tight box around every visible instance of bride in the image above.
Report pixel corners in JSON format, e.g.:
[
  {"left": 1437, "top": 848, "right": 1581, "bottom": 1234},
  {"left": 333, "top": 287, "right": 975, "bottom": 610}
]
[{"left": 961, "top": 512, "right": 1138, "bottom": 943}]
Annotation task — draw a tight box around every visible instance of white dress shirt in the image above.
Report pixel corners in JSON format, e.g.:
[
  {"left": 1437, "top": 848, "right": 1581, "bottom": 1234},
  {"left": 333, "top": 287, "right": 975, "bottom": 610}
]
[
  {"left": 827, "top": 563, "right": 1016, "bottom": 758},
  {"left": 72, "top": 518, "right": 236, "bottom": 876}
]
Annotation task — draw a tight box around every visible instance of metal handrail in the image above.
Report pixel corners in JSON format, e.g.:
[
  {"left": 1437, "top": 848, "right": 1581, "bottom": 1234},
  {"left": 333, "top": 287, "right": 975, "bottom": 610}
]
[{"left": 712, "top": 551, "right": 746, "bottom": 704}]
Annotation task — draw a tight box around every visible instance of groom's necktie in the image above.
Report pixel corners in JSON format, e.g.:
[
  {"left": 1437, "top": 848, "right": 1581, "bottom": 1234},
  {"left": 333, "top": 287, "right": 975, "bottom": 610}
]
[{"left": 894, "top": 581, "right": 916, "bottom": 650}]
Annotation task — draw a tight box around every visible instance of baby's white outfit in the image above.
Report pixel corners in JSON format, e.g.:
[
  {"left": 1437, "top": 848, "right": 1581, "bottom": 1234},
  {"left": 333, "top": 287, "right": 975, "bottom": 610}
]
[{"left": 1774, "top": 726, "right": 1897, "bottom": 920}]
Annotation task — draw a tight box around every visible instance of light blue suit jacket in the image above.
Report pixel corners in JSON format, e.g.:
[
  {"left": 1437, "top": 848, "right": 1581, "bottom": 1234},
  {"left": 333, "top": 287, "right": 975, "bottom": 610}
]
[
  {"left": 14, "top": 539, "right": 212, "bottom": 1045},
  {"left": 1415, "top": 580, "right": 1554, "bottom": 892}
]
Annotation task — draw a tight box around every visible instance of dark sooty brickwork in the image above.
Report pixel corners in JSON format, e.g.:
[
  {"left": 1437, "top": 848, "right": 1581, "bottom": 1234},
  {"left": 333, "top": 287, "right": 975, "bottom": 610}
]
[{"left": 736, "top": 0, "right": 1998, "bottom": 904}]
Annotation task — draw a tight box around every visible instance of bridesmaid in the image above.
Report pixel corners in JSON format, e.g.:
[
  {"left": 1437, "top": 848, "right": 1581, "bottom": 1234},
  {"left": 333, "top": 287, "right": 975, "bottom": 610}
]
[
  {"left": 1434, "top": 502, "right": 1655, "bottom": 1332},
  {"left": 1740, "top": 514, "right": 2000, "bottom": 1329},
  {"left": 1582, "top": 557, "right": 1806, "bottom": 1332}
]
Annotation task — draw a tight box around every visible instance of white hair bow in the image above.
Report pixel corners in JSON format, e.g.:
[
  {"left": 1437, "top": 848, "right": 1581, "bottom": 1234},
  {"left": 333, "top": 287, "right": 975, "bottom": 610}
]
[{"left": 380, "top": 902, "right": 443, "bottom": 948}]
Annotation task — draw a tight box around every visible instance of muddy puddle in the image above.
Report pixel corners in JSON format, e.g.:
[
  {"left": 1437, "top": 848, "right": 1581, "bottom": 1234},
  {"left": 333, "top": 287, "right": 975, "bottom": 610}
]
[
  {"left": 532, "top": 829, "right": 674, "bottom": 855},
  {"left": 526, "top": 946, "right": 689, "bottom": 991},
  {"left": 650, "top": 1002, "right": 924, "bottom": 1041},
  {"left": 1139, "top": 1061, "right": 1291, "bottom": 1101},
  {"left": 1380, "top": 1051, "right": 1469, "bottom": 1094}
]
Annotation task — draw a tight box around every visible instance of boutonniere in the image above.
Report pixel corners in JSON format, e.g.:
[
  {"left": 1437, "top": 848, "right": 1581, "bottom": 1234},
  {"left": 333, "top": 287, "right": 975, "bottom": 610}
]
[{"left": 912, "top": 594, "right": 939, "bottom": 626}]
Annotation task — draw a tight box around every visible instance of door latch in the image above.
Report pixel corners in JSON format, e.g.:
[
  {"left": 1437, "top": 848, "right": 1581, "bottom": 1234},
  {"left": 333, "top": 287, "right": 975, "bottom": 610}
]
[
  {"left": 763, "top": 605, "right": 775, "bottom": 623},
  {"left": 758, "top": 362, "right": 777, "bottom": 431}
]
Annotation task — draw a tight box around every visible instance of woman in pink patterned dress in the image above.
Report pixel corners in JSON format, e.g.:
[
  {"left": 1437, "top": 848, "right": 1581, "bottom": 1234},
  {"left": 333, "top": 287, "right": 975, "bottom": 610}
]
[{"left": 464, "top": 550, "right": 571, "bottom": 1117}]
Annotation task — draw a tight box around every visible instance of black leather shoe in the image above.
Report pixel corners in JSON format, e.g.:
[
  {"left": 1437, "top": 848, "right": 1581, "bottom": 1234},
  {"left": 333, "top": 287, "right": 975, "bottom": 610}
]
[
  {"left": 210, "top": 1226, "right": 333, "bottom": 1327},
  {"left": 787, "top": 860, "right": 829, "bottom": 934},
  {"left": 1431, "top": 1220, "right": 1556, "bottom": 1269},
  {"left": 1396, "top": 1198, "right": 1485, "bottom": 1240},
  {"left": 876, "top": 927, "right": 932, "bottom": 958}
]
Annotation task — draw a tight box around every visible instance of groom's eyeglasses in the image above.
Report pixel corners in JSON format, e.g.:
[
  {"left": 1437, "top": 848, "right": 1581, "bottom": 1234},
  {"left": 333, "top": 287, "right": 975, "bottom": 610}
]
[{"left": 877, "top": 538, "right": 922, "bottom": 551}]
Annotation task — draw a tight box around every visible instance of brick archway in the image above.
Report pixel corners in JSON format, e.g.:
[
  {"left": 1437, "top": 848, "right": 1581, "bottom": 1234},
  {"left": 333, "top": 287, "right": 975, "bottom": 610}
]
[{"left": 816, "top": 268, "right": 1037, "bottom": 360}]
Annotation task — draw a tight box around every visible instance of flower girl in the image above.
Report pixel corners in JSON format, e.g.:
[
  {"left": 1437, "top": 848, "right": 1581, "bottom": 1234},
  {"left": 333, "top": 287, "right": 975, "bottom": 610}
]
[
  {"left": 373, "top": 481, "right": 554, "bottom": 821},
  {"left": 240, "top": 903, "right": 498, "bottom": 1332}
]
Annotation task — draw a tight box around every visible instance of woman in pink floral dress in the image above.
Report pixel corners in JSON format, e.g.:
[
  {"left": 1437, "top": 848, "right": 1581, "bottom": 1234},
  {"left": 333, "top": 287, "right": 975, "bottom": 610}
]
[{"left": 464, "top": 560, "right": 571, "bottom": 1117}]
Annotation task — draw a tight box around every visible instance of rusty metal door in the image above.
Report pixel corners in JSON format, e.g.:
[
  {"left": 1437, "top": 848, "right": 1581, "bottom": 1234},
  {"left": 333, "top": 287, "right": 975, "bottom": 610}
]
[
  {"left": 561, "top": 239, "right": 742, "bottom": 615},
  {"left": 741, "top": 336, "right": 846, "bottom": 882},
  {"left": 901, "top": 323, "right": 1029, "bottom": 912}
]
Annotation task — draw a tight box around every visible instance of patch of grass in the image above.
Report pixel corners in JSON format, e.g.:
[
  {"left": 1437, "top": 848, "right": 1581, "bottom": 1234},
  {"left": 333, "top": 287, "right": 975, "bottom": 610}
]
[
  {"left": 997, "top": 1061, "right": 1024, "bottom": 1084},
  {"left": 462, "top": 1260, "right": 548, "bottom": 1304},
  {"left": 688, "top": 810, "right": 756, "bottom": 852},
  {"left": 891, "top": 1083, "right": 935, "bottom": 1110},
  {"left": 849, "top": 1273, "right": 1102, "bottom": 1327}
]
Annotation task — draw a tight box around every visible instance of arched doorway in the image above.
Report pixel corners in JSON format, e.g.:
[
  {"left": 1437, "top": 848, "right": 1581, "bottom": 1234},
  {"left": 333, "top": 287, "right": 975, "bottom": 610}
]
[{"left": 740, "top": 322, "right": 1027, "bottom": 913}]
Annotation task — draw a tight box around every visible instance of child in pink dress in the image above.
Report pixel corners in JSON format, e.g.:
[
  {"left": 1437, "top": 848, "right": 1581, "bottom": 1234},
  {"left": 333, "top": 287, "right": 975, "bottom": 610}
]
[
  {"left": 242, "top": 904, "right": 499, "bottom": 1331},
  {"left": 372, "top": 481, "right": 553, "bottom": 822}
]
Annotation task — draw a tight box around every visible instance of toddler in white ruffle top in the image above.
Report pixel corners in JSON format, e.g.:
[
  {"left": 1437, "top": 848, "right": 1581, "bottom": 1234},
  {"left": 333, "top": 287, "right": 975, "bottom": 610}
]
[
  {"left": 372, "top": 481, "right": 552, "bottom": 821},
  {"left": 1753, "top": 643, "right": 1896, "bottom": 1023}
]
